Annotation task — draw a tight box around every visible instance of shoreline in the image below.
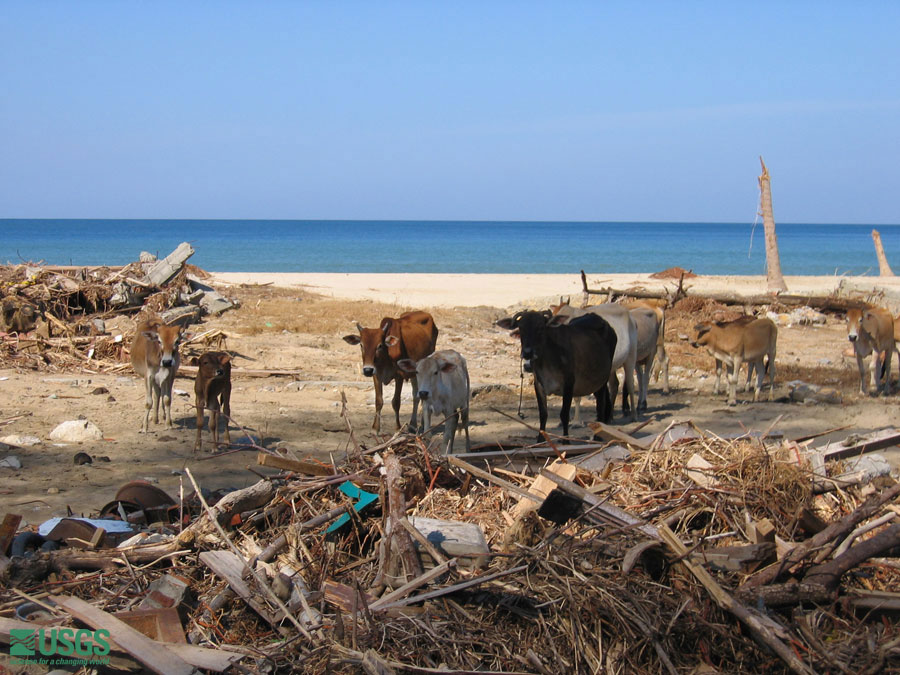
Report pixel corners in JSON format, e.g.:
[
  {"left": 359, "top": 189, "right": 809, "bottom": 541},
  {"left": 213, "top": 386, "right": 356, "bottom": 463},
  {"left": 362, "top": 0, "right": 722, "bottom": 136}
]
[{"left": 208, "top": 272, "right": 900, "bottom": 309}]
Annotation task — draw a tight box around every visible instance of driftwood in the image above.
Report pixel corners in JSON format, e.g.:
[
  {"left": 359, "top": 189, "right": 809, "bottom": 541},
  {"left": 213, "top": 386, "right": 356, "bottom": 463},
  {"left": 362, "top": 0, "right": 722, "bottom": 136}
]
[
  {"left": 580, "top": 269, "right": 871, "bottom": 311},
  {"left": 740, "top": 481, "right": 900, "bottom": 593},
  {"left": 177, "top": 479, "right": 274, "bottom": 545}
]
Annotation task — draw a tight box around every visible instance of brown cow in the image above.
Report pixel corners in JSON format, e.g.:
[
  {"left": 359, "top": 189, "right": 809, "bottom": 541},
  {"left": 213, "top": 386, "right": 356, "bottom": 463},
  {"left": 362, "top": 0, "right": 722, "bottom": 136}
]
[
  {"left": 343, "top": 311, "right": 438, "bottom": 432},
  {"left": 690, "top": 317, "right": 777, "bottom": 405},
  {"left": 846, "top": 307, "right": 894, "bottom": 395},
  {"left": 131, "top": 316, "right": 183, "bottom": 432},
  {"left": 192, "top": 351, "right": 232, "bottom": 452}
]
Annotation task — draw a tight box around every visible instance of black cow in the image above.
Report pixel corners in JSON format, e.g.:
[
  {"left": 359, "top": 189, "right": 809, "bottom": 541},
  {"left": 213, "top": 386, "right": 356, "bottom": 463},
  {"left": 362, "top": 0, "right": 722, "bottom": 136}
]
[{"left": 496, "top": 310, "right": 617, "bottom": 439}]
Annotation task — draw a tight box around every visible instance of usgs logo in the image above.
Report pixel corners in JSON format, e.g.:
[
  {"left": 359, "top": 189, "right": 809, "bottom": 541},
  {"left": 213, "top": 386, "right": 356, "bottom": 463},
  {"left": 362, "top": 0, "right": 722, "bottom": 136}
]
[{"left": 10, "top": 627, "right": 111, "bottom": 664}]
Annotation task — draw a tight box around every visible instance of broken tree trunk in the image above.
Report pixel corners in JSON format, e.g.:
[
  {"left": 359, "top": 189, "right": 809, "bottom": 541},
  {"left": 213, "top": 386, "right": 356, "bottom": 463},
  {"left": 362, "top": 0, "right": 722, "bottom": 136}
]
[
  {"left": 758, "top": 156, "right": 788, "bottom": 293},
  {"left": 872, "top": 229, "right": 895, "bottom": 276},
  {"left": 144, "top": 242, "right": 194, "bottom": 287},
  {"left": 383, "top": 451, "right": 423, "bottom": 583}
]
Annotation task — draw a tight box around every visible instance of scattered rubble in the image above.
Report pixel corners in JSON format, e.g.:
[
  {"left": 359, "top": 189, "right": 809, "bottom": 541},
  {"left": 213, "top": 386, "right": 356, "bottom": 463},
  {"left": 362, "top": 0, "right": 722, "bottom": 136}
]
[
  {"left": 0, "top": 243, "right": 239, "bottom": 372},
  {"left": 1, "top": 423, "right": 898, "bottom": 673}
]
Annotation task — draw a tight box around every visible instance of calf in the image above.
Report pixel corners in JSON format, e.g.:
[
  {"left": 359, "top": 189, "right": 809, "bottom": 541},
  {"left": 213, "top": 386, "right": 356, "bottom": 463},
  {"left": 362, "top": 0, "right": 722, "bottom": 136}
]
[
  {"left": 690, "top": 317, "right": 777, "bottom": 405},
  {"left": 343, "top": 310, "right": 438, "bottom": 432},
  {"left": 398, "top": 349, "right": 470, "bottom": 454},
  {"left": 496, "top": 310, "right": 617, "bottom": 439},
  {"left": 846, "top": 307, "right": 894, "bottom": 395},
  {"left": 192, "top": 351, "right": 232, "bottom": 452},
  {"left": 131, "top": 317, "right": 183, "bottom": 432}
]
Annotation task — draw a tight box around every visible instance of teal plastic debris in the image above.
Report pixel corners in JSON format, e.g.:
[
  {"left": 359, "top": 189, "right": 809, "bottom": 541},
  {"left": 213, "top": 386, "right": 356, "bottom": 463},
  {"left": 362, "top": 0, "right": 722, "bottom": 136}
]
[{"left": 325, "top": 481, "right": 378, "bottom": 533}]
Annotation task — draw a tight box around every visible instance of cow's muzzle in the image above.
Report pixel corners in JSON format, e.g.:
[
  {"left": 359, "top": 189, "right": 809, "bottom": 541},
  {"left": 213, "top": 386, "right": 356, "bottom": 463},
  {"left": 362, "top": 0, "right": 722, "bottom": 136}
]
[
  {"left": 363, "top": 366, "right": 375, "bottom": 377},
  {"left": 418, "top": 391, "right": 430, "bottom": 401},
  {"left": 523, "top": 359, "right": 534, "bottom": 373},
  {"left": 848, "top": 335, "right": 858, "bottom": 342},
  {"left": 161, "top": 358, "right": 175, "bottom": 368}
]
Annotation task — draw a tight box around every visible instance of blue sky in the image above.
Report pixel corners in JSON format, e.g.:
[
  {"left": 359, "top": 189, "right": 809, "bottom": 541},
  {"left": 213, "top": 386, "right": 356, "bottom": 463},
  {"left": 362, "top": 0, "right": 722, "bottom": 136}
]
[{"left": 3, "top": 2, "right": 899, "bottom": 223}]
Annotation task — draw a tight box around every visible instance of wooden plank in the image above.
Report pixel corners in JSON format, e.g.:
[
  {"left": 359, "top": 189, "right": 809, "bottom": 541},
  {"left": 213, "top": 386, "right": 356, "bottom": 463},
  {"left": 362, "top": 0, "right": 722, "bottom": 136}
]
[
  {"left": 53, "top": 596, "right": 198, "bottom": 675},
  {"left": 199, "top": 550, "right": 284, "bottom": 627},
  {"left": 813, "top": 428, "right": 900, "bottom": 462},
  {"left": 0, "top": 513, "right": 22, "bottom": 556},
  {"left": 369, "top": 560, "right": 457, "bottom": 611},
  {"left": 374, "top": 565, "right": 528, "bottom": 610},
  {"left": 510, "top": 460, "right": 577, "bottom": 520},
  {"left": 256, "top": 452, "right": 333, "bottom": 476},
  {"left": 587, "top": 422, "right": 652, "bottom": 450},
  {"left": 446, "top": 456, "right": 541, "bottom": 503},
  {"left": 539, "top": 468, "right": 659, "bottom": 540},
  {"left": 0, "top": 617, "right": 238, "bottom": 672}
]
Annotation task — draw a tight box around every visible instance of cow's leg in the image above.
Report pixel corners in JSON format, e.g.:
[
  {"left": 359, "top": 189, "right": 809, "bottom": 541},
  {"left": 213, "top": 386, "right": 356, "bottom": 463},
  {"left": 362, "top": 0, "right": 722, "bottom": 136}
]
[
  {"left": 222, "top": 387, "right": 232, "bottom": 446},
  {"left": 372, "top": 377, "right": 383, "bottom": 431},
  {"left": 151, "top": 381, "right": 161, "bottom": 425},
  {"left": 194, "top": 397, "right": 204, "bottom": 451},
  {"left": 461, "top": 405, "right": 471, "bottom": 453},
  {"left": 713, "top": 360, "right": 723, "bottom": 395},
  {"left": 392, "top": 378, "right": 404, "bottom": 429},
  {"left": 409, "top": 376, "right": 419, "bottom": 430},
  {"left": 444, "top": 410, "right": 459, "bottom": 455},
  {"left": 140, "top": 375, "right": 154, "bottom": 433},
  {"left": 534, "top": 379, "right": 549, "bottom": 441},
  {"left": 638, "top": 352, "right": 654, "bottom": 413},
  {"left": 856, "top": 351, "right": 869, "bottom": 395},
  {"left": 752, "top": 359, "right": 765, "bottom": 401},
  {"left": 559, "top": 381, "right": 574, "bottom": 440},
  {"left": 595, "top": 386, "right": 613, "bottom": 424},
  {"left": 655, "top": 344, "right": 670, "bottom": 394},
  {"left": 162, "top": 379, "right": 175, "bottom": 429},
  {"left": 728, "top": 356, "right": 741, "bottom": 405},
  {"left": 608, "top": 372, "right": 620, "bottom": 417},
  {"left": 422, "top": 400, "right": 432, "bottom": 441},
  {"left": 622, "top": 357, "right": 637, "bottom": 422},
  {"left": 209, "top": 401, "right": 219, "bottom": 448},
  {"left": 877, "top": 349, "right": 891, "bottom": 395},
  {"left": 767, "top": 351, "right": 776, "bottom": 400}
]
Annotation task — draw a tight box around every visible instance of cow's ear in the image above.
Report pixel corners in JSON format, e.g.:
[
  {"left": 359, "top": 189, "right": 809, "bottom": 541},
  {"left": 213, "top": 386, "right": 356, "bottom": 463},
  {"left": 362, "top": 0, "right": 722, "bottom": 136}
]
[
  {"left": 397, "top": 359, "right": 417, "bottom": 374},
  {"left": 547, "top": 315, "right": 567, "bottom": 328},
  {"left": 343, "top": 334, "right": 361, "bottom": 345},
  {"left": 218, "top": 354, "right": 232, "bottom": 365},
  {"left": 384, "top": 335, "right": 400, "bottom": 347},
  {"left": 495, "top": 317, "right": 515, "bottom": 330},
  {"left": 440, "top": 361, "right": 457, "bottom": 373}
]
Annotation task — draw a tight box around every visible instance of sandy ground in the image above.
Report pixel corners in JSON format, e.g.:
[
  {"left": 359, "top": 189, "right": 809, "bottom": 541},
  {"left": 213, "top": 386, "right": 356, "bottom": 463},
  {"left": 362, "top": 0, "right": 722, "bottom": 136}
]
[{"left": 2, "top": 272, "right": 900, "bottom": 528}]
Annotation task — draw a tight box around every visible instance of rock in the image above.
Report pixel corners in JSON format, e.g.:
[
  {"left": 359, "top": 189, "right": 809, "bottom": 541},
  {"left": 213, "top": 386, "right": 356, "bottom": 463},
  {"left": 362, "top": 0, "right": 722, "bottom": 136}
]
[
  {"left": 0, "top": 455, "right": 22, "bottom": 469},
  {"left": 73, "top": 452, "right": 93, "bottom": 465},
  {"left": 49, "top": 419, "right": 103, "bottom": 442},
  {"left": 0, "top": 434, "right": 41, "bottom": 447},
  {"left": 91, "top": 387, "right": 109, "bottom": 395},
  {"left": 787, "top": 380, "right": 842, "bottom": 404},
  {"left": 47, "top": 487, "right": 59, "bottom": 494},
  {"left": 791, "top": 307, "right": 827, "bottom": 326}
]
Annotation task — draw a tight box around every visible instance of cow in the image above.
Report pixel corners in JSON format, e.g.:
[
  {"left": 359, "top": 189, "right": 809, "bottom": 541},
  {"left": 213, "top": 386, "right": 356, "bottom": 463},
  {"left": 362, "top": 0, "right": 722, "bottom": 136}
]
[
  {"left": 549, "top": 301, "right": 638, "bottom": 421},
  {"left": 131, "top": 316, "right": 183, "bottom": 432},
  {"left": 343, "top": 311, "right": 438, "bottom": 432},
  {"left": 191, "top": 351, "right": 232, "bottom": 452},
  {"left": 496, "top": 310, "right": 617, "bottom": 439},
  {"left": 623, "top": 298, "right": 669, "bottom": 394},
  {"left": 846, "top": 306, "right": 894, "bottom": 396},
  {"left": 690, "top": 317, "right": 777, "bottom": 405},
  {"left": 705, "top": 315, "right": 759, "bottom": 395},
  {"left": 397, "top": 349, "right": 470, "bottom": 454}
]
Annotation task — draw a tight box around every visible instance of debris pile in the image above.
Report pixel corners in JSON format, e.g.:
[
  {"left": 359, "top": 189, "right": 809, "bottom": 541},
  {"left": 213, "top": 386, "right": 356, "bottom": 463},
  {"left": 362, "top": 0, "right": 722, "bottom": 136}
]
[
  {"left": 0, "top": 243, "right": 237, "bottom": 372},
  {"left": 2, "top": 423, "right": 899, "bottom": 673}
]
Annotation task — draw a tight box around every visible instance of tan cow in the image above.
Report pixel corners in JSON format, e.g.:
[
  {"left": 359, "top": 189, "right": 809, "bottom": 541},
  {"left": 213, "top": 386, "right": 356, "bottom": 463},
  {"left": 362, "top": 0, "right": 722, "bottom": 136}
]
[
  {"left": 131, "top": 316, "right": 183, "bottom": 432},
  {"left": 690, "top": 317, "right": 777, "bottom": 405},
  {"left": 846, "top": 307, "right": 894, "bottom": 395},
  {"left": 343, "top": 311, "right": 438, "bottom": 432}
]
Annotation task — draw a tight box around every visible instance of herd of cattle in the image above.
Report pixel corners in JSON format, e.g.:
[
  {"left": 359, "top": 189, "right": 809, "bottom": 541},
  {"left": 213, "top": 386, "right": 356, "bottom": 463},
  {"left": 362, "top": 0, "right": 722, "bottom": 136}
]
[{"left": 128, "top": 301, "right": 900, "bottom": 454}]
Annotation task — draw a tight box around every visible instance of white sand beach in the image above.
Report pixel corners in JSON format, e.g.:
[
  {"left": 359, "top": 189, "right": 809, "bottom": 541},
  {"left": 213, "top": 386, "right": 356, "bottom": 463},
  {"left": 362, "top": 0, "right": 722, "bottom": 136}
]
[{"left": 209, "top": 272, "right": 900, "bottom": 309}]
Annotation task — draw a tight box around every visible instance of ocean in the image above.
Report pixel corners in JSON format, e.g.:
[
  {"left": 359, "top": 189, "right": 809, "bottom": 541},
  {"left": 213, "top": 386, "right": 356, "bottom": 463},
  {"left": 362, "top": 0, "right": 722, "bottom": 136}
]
[{"left": 1, "top": 219, "right": 898, "bottom": 276}]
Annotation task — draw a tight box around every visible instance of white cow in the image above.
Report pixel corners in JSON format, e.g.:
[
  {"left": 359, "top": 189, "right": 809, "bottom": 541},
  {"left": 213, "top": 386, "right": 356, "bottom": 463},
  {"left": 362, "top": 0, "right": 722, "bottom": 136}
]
[{"left": 398, "top": 349, "right": 470, "bottom": 454}]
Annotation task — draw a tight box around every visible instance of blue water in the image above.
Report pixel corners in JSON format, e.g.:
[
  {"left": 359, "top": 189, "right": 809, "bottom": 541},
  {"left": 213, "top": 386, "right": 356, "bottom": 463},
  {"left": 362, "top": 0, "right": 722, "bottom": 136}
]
[{"left": 1, "top": 219, "right": 898, "bottom": 275}]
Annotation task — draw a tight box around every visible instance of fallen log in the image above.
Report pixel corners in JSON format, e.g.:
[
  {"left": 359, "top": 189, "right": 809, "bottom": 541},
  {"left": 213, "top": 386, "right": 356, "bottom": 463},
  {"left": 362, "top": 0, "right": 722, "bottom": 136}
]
[{"left": 740, "top": 481, "right": 900, "bottom": 592}]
